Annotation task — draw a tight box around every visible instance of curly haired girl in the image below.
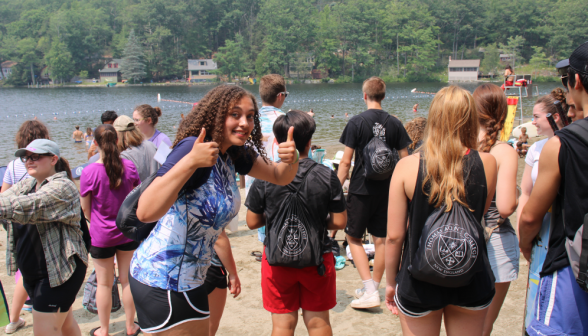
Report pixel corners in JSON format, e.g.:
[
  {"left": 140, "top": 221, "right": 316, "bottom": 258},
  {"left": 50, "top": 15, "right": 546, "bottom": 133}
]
[{"left": 129, "top": 85, "right": 299, "bottom": 336}]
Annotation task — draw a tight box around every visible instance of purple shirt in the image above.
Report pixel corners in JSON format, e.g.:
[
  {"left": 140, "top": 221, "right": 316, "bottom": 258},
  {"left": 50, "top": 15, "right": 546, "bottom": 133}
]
[
  {"left": 148, "top": 129, "right": 172, "bottom": 148},
  {"left": 80, "top": 159, "right": 140, "bottom": 248}
]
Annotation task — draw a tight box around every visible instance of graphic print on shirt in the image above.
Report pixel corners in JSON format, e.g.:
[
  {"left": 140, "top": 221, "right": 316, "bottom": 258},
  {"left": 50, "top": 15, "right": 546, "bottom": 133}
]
[
  {"left": 130, "top": 156, "right": 240, "bottom": 292},
  {"left": 425, "top": 224, "right": 478, "bottom": 276},
  {"left": 277, "top": 214, "right": 308, "bottom": 257}
]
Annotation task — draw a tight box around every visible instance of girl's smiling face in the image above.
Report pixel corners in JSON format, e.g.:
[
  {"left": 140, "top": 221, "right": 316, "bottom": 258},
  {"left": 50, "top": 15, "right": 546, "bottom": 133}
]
[
  {"left": 221, "top": 96, "right": 255, "bottom": 152},
  {"left": 532, "top": 103, "right": 554, "bottom": 137}
]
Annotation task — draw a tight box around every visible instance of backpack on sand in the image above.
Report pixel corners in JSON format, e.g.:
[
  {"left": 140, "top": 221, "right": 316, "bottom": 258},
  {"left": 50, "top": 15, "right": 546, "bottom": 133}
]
[
  {"left": 265, "top": 162, "right": 327, "bottom": 275},
  {"left": 82, "top": 270, "right": 121, "bottom": 314},
  {"left": 556, "top": 118, "right": 588, "bottom": 292},
  {"left": 408, "top": 201, "right": 491, "bottom": 288},
  {"left": 359, "top": 115, "right": 398, "bottom": 180}
]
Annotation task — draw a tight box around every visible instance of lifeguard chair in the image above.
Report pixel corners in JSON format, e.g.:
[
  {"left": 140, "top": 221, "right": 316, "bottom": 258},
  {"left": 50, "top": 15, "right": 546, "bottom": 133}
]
[{"left": 503, "top": 74, "right": 539, "bottom": 123}]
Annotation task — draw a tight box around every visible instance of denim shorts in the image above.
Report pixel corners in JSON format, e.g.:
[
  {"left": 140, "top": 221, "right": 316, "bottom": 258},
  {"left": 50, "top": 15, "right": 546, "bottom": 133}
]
[{"left": 487, "top": 230, "right": 520, "bottom": 283}]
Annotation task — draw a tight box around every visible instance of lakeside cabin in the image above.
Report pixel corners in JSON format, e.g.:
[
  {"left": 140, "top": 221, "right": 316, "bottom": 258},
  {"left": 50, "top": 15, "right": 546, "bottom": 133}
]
[
  {"left": 99, "top": 59, "right": 122, "bottom": 83},
  {"left": 1, "top": 60, "right": 17, "bottom": 80},
  {"left": 186, "top": 59, "right": 217, "bottom": 83},
  {"left": 448, "top": 58, "right": 480, "bottom": 82}
]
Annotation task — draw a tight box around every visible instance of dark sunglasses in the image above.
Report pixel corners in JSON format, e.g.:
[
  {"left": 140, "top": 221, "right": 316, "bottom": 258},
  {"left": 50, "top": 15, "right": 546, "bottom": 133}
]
[
  {"left": 558, "top": 66, "right": 569, "bottom": 89},
  {"left": 20, "top": 153, "right": 52, "bottom": 163},
  {"left": 561, "top": 75, "right": 568, "bottom": 89},
  {"left": 278, "top": 91, "right": 289, "bottom": 98}
]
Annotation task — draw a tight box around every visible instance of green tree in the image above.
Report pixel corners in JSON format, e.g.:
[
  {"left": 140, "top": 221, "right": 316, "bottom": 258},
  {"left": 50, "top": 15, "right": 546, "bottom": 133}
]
[
  {"left": 499, "top": 35, "right": 525, "bottom": 68},
  {"left": 257, "top": 0, "right": 316, "bottom": 77},
  {"left": 45, "top": 40, "right": 73, "bottom": 83},
  {"left": 17, "top": 37, "right": 40, "bottom": 84},
  {"left": 529, "top": 46, "right": 549, "bottom": 68},
  {"left": 214, "top": 33, "right": 251, "bottom": 81},
  {"left": 481, "top": 43, "right": 500, "bottom": 74},
  {"left": 121, "top": 29, "right": 146, "bottom": 82}
]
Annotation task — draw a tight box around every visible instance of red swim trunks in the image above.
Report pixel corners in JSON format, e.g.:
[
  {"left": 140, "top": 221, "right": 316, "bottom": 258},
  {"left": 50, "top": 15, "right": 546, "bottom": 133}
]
[{"left": 261, "top": 251, "right": 337, "bottom": 314}]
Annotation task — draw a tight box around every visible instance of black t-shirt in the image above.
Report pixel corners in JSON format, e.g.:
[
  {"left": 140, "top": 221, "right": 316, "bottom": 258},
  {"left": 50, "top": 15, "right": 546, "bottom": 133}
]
[
  {"left": 541, "top": 122, "right": 588, "bottom": 275},
  {"left": 245, "top": 158, "right": 346, "bottom": 254},
  {"left": 13, "top": 189, "right": 49, "bottom": 280},
  {"left": 157, "top": 136, "right": 257, "bottom": 191},
  {"left": 339, "top": 109, "right": 412, "bottom": 195}
]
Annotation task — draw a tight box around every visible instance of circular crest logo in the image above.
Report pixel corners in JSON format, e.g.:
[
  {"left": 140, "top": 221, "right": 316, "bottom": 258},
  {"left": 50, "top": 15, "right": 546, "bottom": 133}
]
[
  {"left": 277, "top": 215, "right": 308, "bottom": 257},
  {"left": 424, "top": 224, "right": 478, "bottom": 276},
  {"left": 371, "top": 147, "right": 393, "bottom": 174}
]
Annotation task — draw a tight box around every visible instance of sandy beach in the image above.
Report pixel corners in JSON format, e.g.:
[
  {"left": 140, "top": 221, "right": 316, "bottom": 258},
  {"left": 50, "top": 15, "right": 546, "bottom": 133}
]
[{"left": 0, "top": 139, "right": 537, "bottom": 336}]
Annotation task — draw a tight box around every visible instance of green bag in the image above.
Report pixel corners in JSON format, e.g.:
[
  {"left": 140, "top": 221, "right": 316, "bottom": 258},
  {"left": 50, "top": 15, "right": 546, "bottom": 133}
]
[{"left": 0, "top": 280, "right": 10, "bottom": 327}]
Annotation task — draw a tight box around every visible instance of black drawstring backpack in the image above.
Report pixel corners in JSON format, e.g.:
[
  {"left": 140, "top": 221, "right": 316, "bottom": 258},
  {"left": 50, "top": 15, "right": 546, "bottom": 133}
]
[
  {"left": 360, "top": 115, "right": 397, "bottom": 180},
  {"left": 265, "top": 162, "right": 327, "bottom": 275},
  {"left": 408, "top": 201, "right": 491, "bottom": 288}
]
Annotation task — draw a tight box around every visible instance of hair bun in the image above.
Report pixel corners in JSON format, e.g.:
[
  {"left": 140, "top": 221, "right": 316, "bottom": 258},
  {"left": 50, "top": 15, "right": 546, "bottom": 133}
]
[{"left": 154, "top": 107, "right": 162, "bottom": 117}]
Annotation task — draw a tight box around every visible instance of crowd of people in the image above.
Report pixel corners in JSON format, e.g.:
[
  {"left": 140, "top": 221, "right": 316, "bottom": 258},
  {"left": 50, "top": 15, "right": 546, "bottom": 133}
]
[{"left": 1, "top": 41, "right": 587, "bottom": 336}]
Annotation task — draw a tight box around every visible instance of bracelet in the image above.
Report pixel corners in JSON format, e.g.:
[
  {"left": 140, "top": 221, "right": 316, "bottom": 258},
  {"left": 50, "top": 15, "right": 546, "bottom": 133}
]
[{"left": 292, "top": 149, "right": 300, "bottom": 165}]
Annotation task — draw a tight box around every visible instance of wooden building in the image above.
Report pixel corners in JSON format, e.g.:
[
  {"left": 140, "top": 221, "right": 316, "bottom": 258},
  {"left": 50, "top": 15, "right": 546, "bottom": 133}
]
[
  {"left": 186, "top": 59, "right": 217, "bottom": 82},
  {"left": 448, "top": 58, "right": 480, "bottom": 82},
  {"left": 99, "top": 59, "right": 122, "bottom": 82}
]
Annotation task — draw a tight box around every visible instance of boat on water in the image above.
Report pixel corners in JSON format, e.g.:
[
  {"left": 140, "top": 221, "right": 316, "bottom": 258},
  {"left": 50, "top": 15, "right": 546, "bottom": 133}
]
[{"left": 106, "top": 83, "right": 117, "bottom": 87}]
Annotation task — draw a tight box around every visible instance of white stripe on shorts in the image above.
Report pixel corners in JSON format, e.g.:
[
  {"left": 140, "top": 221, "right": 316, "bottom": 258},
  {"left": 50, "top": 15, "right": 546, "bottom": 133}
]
[{"left": 544, "top": 269, "right": 558, "bottom": 325}]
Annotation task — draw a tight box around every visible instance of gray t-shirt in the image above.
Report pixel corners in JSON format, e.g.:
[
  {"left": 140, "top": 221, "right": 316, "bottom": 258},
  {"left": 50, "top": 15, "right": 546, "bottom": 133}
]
[{"left": 121, "top": 140, "right": 160, "bottom": 182}]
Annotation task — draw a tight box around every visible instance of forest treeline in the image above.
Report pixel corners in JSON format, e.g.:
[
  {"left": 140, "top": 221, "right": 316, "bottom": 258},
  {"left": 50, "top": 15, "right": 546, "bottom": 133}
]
[{"left": 0, "top": 0, "right": 586, "bottom": 84}]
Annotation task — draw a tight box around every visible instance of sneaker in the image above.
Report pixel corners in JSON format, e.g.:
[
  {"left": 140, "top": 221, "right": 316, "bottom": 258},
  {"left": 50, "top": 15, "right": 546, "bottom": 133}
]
[
  {"left": 5, "top": 318, "right": 26, "bottom": 334},
  {"left": 354, "top": 287, "right": 366, "bottom": 299},
  {"left": 350, "top": 291, "right": 380, "bottom": 309}
]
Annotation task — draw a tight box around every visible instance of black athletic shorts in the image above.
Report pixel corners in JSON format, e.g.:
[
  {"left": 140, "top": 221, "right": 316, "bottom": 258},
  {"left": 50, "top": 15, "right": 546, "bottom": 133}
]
[
  {"left": 394, "top": 288, "right": 494, "bottom": 317},
  {"left": 129, "top": 276, "right": 209, "bottom": 333},
  {"left": 205, "top": 266, "right": 228, "bottom": 295},
  {"left": 89, "top": 241, "right": 140, "bottom": 259},
  {"left": 22, "top": 256, "right": 87, "bottom": 313},
  {"left": 344, "top": 193, "right": 389, "bottom": 239}
]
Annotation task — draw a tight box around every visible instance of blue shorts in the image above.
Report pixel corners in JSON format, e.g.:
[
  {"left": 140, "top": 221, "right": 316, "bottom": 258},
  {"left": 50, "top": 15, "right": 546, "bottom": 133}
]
[{"left": 527, "top": 266, "right": 588, "bottom": 336}]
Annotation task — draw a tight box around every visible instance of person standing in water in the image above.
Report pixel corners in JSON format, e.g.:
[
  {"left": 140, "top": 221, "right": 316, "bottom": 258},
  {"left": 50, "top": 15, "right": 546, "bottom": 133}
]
[
  {"left": 72, "top": 126, "right": 84, "bottom": 143},
  {"left": 413, "top": 103, "right": 419, "bottom": 113},
  {"left": 85, "top": 128, "right": 94, "bottom": 147},
  {"left": 133, "top": 104, "right": 172, "bottom": 148}
]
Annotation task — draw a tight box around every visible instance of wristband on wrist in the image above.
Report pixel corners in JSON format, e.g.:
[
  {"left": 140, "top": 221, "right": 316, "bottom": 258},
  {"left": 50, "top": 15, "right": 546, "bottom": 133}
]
[{"left": 293, "top": 149, "right": 300, "bottom": 164}]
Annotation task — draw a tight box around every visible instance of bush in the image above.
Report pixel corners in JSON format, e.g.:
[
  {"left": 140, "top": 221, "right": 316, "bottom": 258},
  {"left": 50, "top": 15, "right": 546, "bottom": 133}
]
[
  {"left": 334, "top": 76, "right": 352, "bottom": 83},
  {"left": 533, "top": 76, "right": 558, "bottom": 83}
]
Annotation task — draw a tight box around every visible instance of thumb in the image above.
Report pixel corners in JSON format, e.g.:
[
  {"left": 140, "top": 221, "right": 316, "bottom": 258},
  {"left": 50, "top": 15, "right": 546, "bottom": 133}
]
[
  {"left": 287, "top": 126, "right": 294, "bottom": 143},
  {"left": 196, "top": 128, "right": 206, "bottom": 143}
]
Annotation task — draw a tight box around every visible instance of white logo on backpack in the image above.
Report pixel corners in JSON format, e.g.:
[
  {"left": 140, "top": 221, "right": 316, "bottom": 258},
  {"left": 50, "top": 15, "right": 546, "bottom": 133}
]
[
  {"left": 425, "top": 224, "right": 479, "bottom": 276},
  {"left": 277, "top": 215, "right": 308, "bottom": 257}
]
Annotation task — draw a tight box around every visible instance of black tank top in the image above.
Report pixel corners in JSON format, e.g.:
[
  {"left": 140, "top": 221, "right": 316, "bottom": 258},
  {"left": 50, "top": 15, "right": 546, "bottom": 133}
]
[
  {"left": 397, "top": 150, "right": 495, "bottom": 306},
  {"left": 541, "top": 123, "right": 588, "bottom": 275}
]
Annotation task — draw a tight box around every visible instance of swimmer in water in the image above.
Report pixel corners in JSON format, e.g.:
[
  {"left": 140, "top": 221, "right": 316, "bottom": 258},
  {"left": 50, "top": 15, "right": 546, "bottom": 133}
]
[
  {"left": 413, "top": 103, "right": 419, "bottom": 113},
  {"left": 331, "top": 115, "right": 334, "bottom": 119},
  {"left": 72, "top": 126, "right": 84, "bottom": 143},
  {"left": 53, "top": 116, "right": 57, "bottom": 120},
  {"left": 345, "top": 113, "right": 349, "bottom": 118},
  {"left": 85, "top": 127, "right": 94, "bottom": 147},
  {"left": 307, "top": 109, "right": 315, "bottom": 118}
]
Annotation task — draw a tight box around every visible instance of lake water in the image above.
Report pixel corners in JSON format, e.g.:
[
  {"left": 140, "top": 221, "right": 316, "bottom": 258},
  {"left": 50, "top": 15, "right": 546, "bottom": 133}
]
[{"left": 0, "top": 82, "right": 561, "bottom": 167}]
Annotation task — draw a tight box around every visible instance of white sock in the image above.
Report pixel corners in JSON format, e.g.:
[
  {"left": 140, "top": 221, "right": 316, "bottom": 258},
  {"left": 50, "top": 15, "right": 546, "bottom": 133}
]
[
  {"left": 362, "top": 279, "right": 377, "bottom": 295},
  {"left": 375, "top": 281, "right": 380, "bottom": 290}
]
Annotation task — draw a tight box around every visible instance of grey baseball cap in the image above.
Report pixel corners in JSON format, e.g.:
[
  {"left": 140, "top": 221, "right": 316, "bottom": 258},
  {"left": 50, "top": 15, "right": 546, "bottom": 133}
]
[{"left": 15, "top": 139, "right": 60, "bottom": 158}]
